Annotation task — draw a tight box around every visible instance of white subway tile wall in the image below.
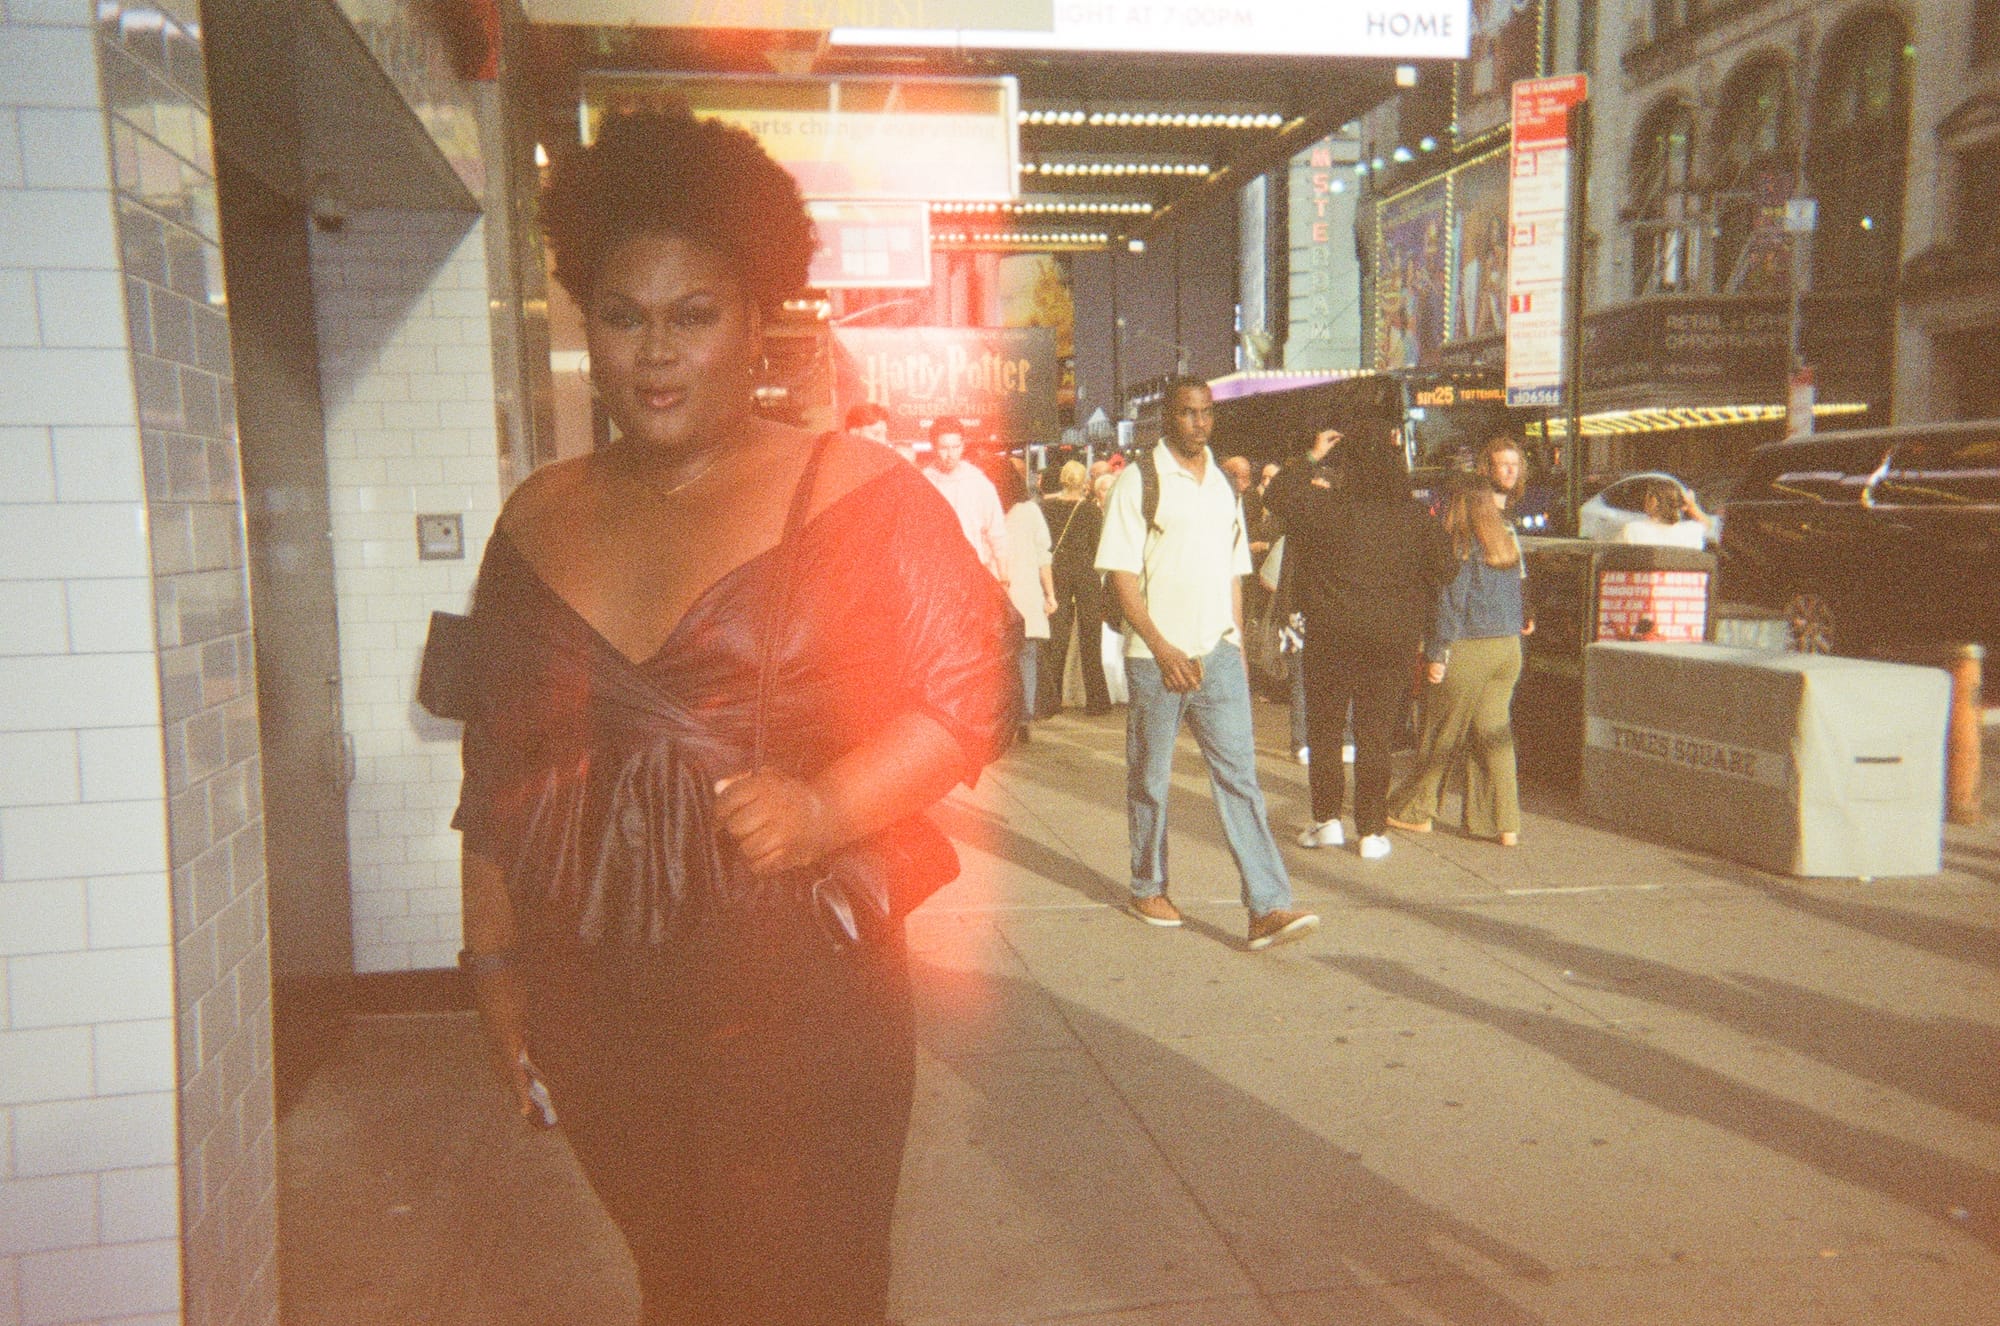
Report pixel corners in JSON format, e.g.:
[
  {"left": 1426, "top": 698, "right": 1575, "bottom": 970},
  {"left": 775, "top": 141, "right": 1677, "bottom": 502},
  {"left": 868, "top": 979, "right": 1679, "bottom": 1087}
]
[
  {"left": 311, "top": 210, "right": 501, "bottom": 975},
  {"left": 0, "top": 0, "right": 286, "bottom": 1319},
  {"left": 99, "top": 0, "right": 284, "bottom": 1317},
  {"left": 0, "top": 3, "right": 187, "bottom": 1322}
]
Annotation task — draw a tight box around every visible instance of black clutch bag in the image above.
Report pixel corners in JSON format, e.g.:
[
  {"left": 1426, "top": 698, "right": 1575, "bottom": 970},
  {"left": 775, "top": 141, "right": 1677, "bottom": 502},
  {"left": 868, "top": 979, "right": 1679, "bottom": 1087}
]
[{"left": 417, "top": 610, "right": 479, "bottom": 721}]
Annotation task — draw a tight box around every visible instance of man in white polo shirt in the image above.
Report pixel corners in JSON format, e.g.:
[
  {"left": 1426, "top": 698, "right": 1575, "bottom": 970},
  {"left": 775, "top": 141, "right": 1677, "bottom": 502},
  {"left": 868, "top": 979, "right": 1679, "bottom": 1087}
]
[
  {"left": 923, "top": 417, "right": 1009, "bottom": 586},
  {"left": 1096, "top": 376, "right": 1318, "bottom": 951}
]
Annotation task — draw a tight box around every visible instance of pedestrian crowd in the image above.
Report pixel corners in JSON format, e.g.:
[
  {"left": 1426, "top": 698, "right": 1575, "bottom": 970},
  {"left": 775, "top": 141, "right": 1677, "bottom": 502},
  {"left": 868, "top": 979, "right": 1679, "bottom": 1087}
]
[
  {"left": 438, "top": 103, "right": 1537, "bottom": 1326},
  {"left": 894, "top": 375, "right": 1534, "bottom": 948}
]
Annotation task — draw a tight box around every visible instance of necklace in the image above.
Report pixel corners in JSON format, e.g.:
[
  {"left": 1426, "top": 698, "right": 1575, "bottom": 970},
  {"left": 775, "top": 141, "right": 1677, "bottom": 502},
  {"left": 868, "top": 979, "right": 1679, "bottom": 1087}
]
[{"left": 615, "top": 449, "right": 722, "bottom": 503}]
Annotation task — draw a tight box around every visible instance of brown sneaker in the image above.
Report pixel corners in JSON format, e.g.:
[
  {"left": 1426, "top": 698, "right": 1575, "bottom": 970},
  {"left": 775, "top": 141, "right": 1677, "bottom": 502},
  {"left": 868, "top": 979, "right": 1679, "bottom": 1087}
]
[
  {"left": 1127, "top": 893, "right": 1184, "bottom": 927},
  {"left": 1247, "top": 908, "right": 1320, "bottom": 950}
]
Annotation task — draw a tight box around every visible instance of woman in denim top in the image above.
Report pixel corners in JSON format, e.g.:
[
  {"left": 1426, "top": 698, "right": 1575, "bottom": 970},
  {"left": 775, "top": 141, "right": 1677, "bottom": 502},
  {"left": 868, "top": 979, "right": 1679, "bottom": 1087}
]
[{"left": 1387, "top": 472, "right": 1534, "bottom": 845}]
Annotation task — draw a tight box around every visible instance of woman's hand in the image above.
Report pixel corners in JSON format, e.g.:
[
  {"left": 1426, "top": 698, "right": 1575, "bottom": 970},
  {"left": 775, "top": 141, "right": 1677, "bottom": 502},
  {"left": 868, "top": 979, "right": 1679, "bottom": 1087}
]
[
  {"left": 1310, "top": 427, "right": 1342, "bottom": 462},
  {"left": 715, "top": 770, "right": 839, "bottom": 875},
  {"left": 464, "top": 963, "right": 543, "bottom": 1125},
  {"left": 1426, "top": 659, "right": 1447, "bottom": 685},
  {"left": 1043, "top": 591, "right": 1059, "bottom": 617}
]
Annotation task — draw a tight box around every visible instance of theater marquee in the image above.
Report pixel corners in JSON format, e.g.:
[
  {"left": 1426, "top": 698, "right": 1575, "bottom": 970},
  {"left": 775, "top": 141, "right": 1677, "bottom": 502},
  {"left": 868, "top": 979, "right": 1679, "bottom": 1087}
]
[
  {"left": 582, "top": 73, "right": 1019, "bottom": 203},
  {"left": 834, "top": 2, "right": 1472, "bottom": 58}
]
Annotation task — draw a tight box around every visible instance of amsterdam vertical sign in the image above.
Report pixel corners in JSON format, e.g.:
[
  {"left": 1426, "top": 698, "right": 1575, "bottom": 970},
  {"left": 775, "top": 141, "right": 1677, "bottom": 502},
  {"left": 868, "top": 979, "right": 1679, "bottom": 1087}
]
[{"left": 1503, "top": 73, "right": 1586, "bottom": 407}]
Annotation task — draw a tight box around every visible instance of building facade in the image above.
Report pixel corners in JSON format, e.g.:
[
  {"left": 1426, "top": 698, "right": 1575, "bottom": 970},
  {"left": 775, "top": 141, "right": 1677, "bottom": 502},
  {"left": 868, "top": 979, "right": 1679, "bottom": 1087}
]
[{"left": 1346, "top": 1, "right": 1993, "bottom": 486}]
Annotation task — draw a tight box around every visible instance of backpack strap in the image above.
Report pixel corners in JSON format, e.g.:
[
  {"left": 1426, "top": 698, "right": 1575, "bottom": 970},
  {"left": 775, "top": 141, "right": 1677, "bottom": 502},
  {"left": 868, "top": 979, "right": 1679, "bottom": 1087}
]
[{"left": 1137, "top": 447, "right": 1161, "bottom": 533}]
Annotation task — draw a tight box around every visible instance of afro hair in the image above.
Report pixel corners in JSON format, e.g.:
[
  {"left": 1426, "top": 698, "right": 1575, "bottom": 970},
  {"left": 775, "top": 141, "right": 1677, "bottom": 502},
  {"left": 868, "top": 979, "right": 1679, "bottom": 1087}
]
[{"left": 541, "top": 105, "right": 817, "bottom": 315}]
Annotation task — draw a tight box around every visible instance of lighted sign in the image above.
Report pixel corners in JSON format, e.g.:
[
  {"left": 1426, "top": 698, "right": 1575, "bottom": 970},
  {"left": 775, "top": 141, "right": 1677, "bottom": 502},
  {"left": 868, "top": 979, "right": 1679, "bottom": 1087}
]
[
  {"left": 807, "top": 201, "right": 933, "bottom": 289},
  {"left": 834, "top": 1, "right": 1471, "bottom": 58},
  {"left": 1412, "top": 383, "right": 1507, "bottom": 408},
  {"left": 582, "top": 73, "right": 1019, "bottom": 203},
  {"left": 833, "top": 326, "right": 1059, "bottom": 442},
  {"left": 525, "top": 0, "right": 1052, "bottom": 28},
  {"left": 1503, "top": 72, "right": 1586, "bottom": 408}
]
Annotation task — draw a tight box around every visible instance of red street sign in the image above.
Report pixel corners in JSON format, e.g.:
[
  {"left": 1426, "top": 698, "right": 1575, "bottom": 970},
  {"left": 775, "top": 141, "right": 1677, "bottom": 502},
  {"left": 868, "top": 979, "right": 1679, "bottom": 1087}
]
[{"left": 1510, "top": 73, "right": 1588, "bottom": 146}]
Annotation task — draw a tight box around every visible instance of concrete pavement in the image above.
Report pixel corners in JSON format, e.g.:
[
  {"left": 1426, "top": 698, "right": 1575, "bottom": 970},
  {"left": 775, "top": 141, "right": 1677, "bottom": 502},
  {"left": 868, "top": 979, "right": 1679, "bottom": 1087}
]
[{"left": 277, "top": 701, "right": 2000, "bottom": 1324}]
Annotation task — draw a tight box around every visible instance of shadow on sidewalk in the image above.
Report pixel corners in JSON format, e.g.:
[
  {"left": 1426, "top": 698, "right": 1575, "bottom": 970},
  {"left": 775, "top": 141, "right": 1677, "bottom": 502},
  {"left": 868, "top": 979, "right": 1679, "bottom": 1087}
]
[
  {"left": 1318, "top": 955, "right": 2000, "bottom": 1256},
  {"left": 1303, "top": 865, "right": 2000, "bottom": 1133},
  {"left": 1674, "top": 853, "right": 2000, "bottom": 975},
  {"left": 279, "top": 969, "right": 1558, "bottom": 1324},
  {"left": 902, "top": 955, "right": 1554, "bottom": 1323},
  {"left": 928, "top": 796, "right": 1128, "bottom": 907}
]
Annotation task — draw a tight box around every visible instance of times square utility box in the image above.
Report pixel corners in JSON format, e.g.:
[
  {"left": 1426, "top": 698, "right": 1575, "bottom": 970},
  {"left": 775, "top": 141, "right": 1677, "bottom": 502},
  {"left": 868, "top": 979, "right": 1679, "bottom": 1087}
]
[{"left": 1582, "top": 643, "right": 1950, "bottom": 877}]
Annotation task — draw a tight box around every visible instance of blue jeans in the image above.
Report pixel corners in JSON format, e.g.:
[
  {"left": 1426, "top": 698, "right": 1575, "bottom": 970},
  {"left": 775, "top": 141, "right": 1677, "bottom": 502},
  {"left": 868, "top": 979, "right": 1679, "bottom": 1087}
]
[
  {"left": 1016, "top": 638, "right": 1040, "bottom": 725},
  {"left": 1125, "top": 639, "right": 1293, "bottom": 915}
]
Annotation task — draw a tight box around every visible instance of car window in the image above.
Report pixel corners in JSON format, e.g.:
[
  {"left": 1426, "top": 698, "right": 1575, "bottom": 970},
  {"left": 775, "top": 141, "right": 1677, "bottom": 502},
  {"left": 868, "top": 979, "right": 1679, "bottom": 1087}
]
[
  {"left": 1875, "top": 435, "right": 2000, "bottom": 505},
  {"left": 1601, "top": 478, "right": 1648, "bottom": 512},
  {"left": 1742, "top": 440, "right": 1888, "bottom": 503}
]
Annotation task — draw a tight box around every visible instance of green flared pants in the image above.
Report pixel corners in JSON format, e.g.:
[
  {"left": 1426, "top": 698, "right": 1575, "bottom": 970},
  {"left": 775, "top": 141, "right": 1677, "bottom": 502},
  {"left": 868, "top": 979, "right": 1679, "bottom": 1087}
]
[{"left": 1388, "top": 633, "right": 1522, "bottom": 839}]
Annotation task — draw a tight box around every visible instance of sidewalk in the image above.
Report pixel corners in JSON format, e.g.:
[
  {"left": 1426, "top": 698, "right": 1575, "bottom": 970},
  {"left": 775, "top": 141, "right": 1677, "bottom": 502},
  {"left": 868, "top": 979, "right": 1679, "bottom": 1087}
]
[{"left": 277, "top": 702, "right": 2000, "bottom": 1325}]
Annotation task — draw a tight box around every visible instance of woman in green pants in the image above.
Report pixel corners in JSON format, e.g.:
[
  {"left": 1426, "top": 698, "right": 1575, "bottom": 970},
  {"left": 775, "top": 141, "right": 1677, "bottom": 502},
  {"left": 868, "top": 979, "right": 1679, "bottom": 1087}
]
[{"left": 1387, "top": 473, "right": 1533, "bottom": 845}]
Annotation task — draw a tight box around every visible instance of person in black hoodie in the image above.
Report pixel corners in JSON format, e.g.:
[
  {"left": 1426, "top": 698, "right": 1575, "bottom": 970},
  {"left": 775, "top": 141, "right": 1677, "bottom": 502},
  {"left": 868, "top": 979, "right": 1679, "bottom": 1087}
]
[{"left": 1263, "top": 416, "right": 1454, "bottom": 861}]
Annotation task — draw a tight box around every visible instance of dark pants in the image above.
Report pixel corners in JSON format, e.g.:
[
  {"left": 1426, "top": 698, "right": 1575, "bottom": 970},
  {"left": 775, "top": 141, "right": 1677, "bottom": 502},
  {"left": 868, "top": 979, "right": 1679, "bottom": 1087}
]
[
  {"left": 525, "top": 911, "right": 914, "bottom": 1326},
  {"left": 1039, "top": 573, "right": 1110, "bottom": 714},
  {"left": 1303, "top": 626, "right": 1413, "bottom": 837}
]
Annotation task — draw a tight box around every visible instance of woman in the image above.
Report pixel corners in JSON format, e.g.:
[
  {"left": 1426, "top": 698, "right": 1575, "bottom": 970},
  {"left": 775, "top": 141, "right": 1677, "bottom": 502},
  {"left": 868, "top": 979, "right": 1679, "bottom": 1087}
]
[
  {"left": 1614, "top": 476, "right": 1712, "bottom": 548},
  {"left": 447, "top": 108, "right": 1016, "bottom": 1324},
  {"left": 1264, "top": 420, "right": 1453, "bottom": 861},
  {"left": 1387, "top": 473, "right": 1533, "bottom": 845},
  {"left": 996, "top": 460, "right": 1058, "bottom": 740},
  {"left": 1038, "top": 459, "right": 1111, "bottom": 715}
]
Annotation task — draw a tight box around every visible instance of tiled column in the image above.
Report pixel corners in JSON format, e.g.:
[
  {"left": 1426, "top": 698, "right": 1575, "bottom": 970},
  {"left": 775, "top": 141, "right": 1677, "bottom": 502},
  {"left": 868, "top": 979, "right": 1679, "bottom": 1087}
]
[
  {"left": 310, "top": 209, "right": 503, "bottom": 975},
  {"left": 2, "top": 2, "right": 276, "bottom": 1323},
  {"left": 0, "top": 4, "right": 184, "bottom": 1325}
]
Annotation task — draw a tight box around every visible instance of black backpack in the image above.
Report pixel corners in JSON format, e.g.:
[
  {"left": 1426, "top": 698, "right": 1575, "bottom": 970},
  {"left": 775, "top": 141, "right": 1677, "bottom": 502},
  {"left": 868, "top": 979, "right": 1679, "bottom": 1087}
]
[{"left": 1099, "top": 450, "right": 1161, "bottom": 634}]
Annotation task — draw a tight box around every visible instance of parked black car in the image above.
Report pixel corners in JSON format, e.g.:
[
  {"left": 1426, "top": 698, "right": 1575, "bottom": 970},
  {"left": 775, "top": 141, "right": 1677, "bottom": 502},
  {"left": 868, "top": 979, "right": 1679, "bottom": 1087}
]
[{"left": 1717, "top": 422, "right": 2000, "bottom": 656}]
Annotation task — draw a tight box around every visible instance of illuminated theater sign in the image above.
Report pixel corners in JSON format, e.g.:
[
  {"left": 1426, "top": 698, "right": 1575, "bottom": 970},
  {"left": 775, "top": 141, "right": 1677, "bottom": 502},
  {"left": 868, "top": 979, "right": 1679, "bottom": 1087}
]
[
  {"left": 528, "top": 1, "right": 1470, "bottom": 58},
  {"left": 528, "top": 1, "right": 1053, "bottom": 27},
  {"left": 834, "top": 1, "right": 1473, "bottom": 58},
  {"left": 833, "top": 326, "right": 1060, "bottom": 443},
  {"left": 582, "top": 73, "right": 1020, "bottom": 203}
]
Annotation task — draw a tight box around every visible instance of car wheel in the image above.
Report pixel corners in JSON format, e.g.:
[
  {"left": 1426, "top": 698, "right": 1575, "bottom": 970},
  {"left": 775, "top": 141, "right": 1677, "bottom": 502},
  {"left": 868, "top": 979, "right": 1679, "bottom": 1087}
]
[{"left": 1785, "top": 592, "right": 1837, "bottom": 654}]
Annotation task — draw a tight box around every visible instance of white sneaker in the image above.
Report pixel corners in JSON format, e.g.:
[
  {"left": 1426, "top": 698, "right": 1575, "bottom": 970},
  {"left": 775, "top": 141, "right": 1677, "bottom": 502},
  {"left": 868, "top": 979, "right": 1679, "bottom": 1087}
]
[
  {"left": 1342, "top": 742, "right": 1356, "bottom": 764},
  {"left": 1297, "top": 819, "right": 1344, "bottom": 848},
  {"left": 1358, "top": 834, "right": 1391, "bottom": 860},
  {"left": 1295, "top": 746, "right": 1310, "bottom": 765}
]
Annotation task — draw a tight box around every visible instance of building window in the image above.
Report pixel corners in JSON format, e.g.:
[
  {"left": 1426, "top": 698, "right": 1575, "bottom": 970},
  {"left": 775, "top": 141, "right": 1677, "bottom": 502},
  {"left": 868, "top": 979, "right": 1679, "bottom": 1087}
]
[
  {"left": 1939, "top": 328, "right": 2000, "bottom": 417},
  {"left": 1652, "top": 0, "right": 1695, "bottom": 42},
  {"left": 1976, "top": 0, "right": 2000, "bottom": 66},
  {"left": 1629, "top": 101, "right": 1698, "bottom": 296},
  {"left": 1950, "top": 137, "right": 2000, "bottom": 251},
  {"left": 1807, "top": 13, "right": 1911, "bottom": 288},
  {"left": 1710, "top": 59, "right": 1797, "bottom": 295}
]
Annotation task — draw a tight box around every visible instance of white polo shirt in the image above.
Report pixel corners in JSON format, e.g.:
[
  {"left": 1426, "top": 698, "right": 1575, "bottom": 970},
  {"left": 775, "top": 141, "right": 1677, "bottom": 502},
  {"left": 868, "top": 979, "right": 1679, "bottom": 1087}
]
[{"left": 1095, "top": 441, "right": 1251, "bottom": 659}]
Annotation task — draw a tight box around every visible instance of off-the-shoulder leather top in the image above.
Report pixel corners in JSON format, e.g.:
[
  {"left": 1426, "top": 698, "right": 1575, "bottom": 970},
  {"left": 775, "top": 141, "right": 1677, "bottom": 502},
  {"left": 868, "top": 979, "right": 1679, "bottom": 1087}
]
[{"left": 451, "top": 458, "right": 1021, "bottom": 947}]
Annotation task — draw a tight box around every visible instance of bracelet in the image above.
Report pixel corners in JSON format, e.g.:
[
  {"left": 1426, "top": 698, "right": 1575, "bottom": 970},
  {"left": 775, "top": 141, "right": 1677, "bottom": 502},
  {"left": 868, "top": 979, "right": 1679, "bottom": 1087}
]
[{"left": 457, "top": 947, "right": 517, "bottom": 976}]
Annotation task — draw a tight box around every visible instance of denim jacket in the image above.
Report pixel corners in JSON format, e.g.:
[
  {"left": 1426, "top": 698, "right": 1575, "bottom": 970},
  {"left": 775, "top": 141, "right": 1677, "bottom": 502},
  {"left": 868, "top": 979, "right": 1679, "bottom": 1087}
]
[{"left": 1426, "top": 550, "right": 1526, "bottom": 662}]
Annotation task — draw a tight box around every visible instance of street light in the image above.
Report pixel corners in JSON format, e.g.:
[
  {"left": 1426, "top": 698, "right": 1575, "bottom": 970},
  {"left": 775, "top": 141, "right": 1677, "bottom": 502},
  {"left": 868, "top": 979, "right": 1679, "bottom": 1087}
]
[{"left": 1783, "top": 197, "right": 1818, "bottom": 435}]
